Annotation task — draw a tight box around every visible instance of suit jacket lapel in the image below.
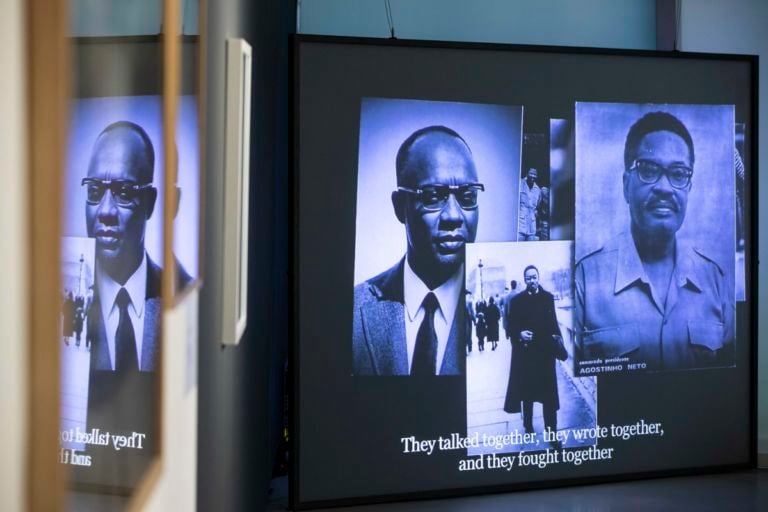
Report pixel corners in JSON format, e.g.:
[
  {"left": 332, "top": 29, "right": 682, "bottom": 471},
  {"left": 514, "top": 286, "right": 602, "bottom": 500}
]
[
  {"left": 440, "top": 294, "right": 466, "bottom": 375},
  {"left": 91, "top": 254, "right": 162, "bottom": 372},
  {"left": 89, "top": 295, "right": 113, "bottom": 371},
  {"left": 361, "top": 259, "right": 409, "bottom": 375},
  {"left": 361, "top": 301, "right": 408, "bottom": 375},
  {"left": 141, "top": 298, "right": 160, "bottom": 371},
  {"left": 141, "top": 256, "right": 162, "bottom": 372},
  {"left": 359, "top": 258, "right": 467, "bottom": 376}
]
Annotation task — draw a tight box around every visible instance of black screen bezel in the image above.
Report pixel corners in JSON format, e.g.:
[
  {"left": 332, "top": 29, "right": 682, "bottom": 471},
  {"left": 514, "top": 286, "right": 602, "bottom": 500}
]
[{"left": 291, "top": 34, "right": 759, "bottom": 511}]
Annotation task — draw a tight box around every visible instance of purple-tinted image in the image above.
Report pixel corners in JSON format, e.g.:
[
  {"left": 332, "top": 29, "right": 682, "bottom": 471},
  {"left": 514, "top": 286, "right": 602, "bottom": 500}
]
[
  {"left": 64, "top": 95, "right": 199, "bottom": 292},
  {"left": 574, "top": 102, "right": 736, "bottom": 374},
  {"left": 465, "top": 241, "right": 597, "bottom": 456},
  {"left": 518, "top": 133, "right": 550, "bottom": 242},
  {"left": 60, "top": 95, "right": 198, "bottom": 484},
  {"left": 735, "top": 123, "right": 746, "bottom": 302},
  {"left": 352, "top": 97, "right": 523, "bottom": 376},
  {"left": 60, "top": 236, "right": 95, "bottom": 453}
]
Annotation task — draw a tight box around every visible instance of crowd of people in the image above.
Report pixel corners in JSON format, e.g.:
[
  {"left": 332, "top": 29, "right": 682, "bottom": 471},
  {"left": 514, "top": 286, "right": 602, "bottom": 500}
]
[
  {"left": 466, "top": 284, "right": 518, "bottom": 353},
  {"left": 61, "top": 285, "right": 94, "bottom": 348}
]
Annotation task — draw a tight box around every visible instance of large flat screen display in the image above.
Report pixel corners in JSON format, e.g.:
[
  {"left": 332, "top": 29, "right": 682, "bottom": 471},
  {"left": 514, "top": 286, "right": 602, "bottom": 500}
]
[{"left": 293, "top": 36, "right": 757, "bottom": 509}]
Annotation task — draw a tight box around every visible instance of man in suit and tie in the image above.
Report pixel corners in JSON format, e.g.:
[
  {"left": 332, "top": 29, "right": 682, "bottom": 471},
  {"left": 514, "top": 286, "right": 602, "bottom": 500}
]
[
  {"left": 352, "top": 125, "right": 483, "bottom": 376},
  {"left": 79, "top": 120, "right": 161, "bottom": 486},
  {"left": 84, "top": 121, "right": 162, "bottom": 373}
]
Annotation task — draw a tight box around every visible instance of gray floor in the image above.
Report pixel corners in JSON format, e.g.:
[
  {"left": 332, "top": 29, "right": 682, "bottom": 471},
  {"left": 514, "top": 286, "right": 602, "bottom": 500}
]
[{"left": 273, "top": 469, "right": 768, "bottom": 511}]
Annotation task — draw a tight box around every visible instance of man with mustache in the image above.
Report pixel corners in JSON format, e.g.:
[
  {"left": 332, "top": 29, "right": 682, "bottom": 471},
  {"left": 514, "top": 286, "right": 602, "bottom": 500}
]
[
  {"left": 574, "top": 112, "right": 734, "bottom": 371},
  {"left": 352, "top": 126, "right": 481, "bottom": 375}
]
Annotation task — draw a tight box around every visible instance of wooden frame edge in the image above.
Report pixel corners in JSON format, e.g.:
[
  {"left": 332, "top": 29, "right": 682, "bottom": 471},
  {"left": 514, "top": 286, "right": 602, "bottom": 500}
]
[
  {"left": 197, "top": 0, "right": 208, "bottom": 298},
  {"left": 124, "top": 0, "right": 181, "bottom": 507},
  {"left": 26, "top": 0, "right": 68, "bottom": 510},
  {"left": 170, "top": 0, "right": 207, "bottom": 308},
  {"left": 126, "top": 458, "right": 164, "bottom": 512}
]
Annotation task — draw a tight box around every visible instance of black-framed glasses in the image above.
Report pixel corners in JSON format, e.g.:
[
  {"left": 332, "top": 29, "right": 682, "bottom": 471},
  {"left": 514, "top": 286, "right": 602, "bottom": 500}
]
[
  {"left": 628, "top": 159, "right": 693, "bottom": 189},
  {"left": 81, "top": 178, "right": 153, "bottom": 207},
  {"left": 397, "top": 183, "right": 485, "bottom": 211}
]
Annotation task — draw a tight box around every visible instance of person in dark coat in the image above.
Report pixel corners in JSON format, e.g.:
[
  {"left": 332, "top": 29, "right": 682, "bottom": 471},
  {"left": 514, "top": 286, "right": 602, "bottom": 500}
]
[
  {"left": 503, "top": 265, "right": 567, "bottom": 435},
  {"left": 74, "top": 295, "right": 85, "bottom": 346},
  {"left": 466, "top": 291, "right": 476, "bottom": 353},
  {"left": 63, "top": 291, "right": 74, "bottom": 345},
  {"left": 485, "top": 296, "right": 501, "bottom": 350},
  {"left": 475, "top": 303, "right": 487, "bottom": 352}
]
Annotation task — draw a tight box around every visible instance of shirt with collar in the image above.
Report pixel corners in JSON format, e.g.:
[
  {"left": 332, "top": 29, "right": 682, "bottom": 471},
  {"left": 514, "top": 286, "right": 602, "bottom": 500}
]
[
  {"left": 574, "top": 231, "right": 734, "bottom": 371},
  {"left": 97, "top": 253, "right": 147, "bottom": 371},
  {"left": 403, "top": 259, "right": 463, "bottom": 375}
]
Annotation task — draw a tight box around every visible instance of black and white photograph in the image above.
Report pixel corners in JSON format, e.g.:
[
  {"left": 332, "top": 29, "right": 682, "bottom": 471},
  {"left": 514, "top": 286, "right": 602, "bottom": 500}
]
[
  {"left": 60, "top": 236, "right": 96, "bottom": 452},
  {"left": 465, "top": 241, "right": 597, "bottom": 455},
  {"left": 573, "top": 102, "right": 736, "bottom": 374},
  {"left": 351, "top": 97, "right": 523, "bottom": 376},
  {"left": 518, "top": 133, "right": 551, "bottom": 241}
]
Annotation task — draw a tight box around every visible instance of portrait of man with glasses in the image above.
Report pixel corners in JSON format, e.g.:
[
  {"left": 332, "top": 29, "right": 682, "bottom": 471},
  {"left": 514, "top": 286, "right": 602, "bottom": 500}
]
[
  {"left": 352, "top": 125, "right": 482, "bottom": 376},
  {"left": 574, "top": 108, "right": 736, "bottom": 373},
  {"left": 61, "top": 96, "right": 200, "bottom": 487},
  {"left": 83, "top": 120, "right": 162, "bottom": 374}
]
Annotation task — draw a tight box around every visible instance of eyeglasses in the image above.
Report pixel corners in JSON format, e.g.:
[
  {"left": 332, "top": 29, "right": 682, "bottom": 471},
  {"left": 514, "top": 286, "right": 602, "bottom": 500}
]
[
  {"left": 81, "top": 178, "right": 153, "bottom": 207},
  {"left": 397, "top": 183, "right": 485, "bottom": 211},
  {"left": 628, "top": 159, "right": 693, "bottom": 189}
]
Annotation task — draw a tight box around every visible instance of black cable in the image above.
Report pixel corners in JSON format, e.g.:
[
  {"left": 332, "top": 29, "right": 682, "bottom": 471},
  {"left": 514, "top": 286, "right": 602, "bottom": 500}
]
[
  {"left": 674, "top": 0, "right": 681, "bottom": 51},
  {"left": 384, "top": 0, "right": 396, "bottom": 39}
]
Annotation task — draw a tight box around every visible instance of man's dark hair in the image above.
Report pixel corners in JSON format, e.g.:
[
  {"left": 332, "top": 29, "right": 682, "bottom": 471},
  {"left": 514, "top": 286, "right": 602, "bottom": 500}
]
[
  {"left": 523, "top": 265, "right": 539, "bottom": 277},
  {"left": 395, "top": 125, "right": 471, "bottom": 185},
  {"left": 624, "top": 112, "right": 694, "bottom": 170},
  {"left": 510, "top": 280, "right": 517, "bottom": 289},
  {"left": 98, "top": 120, "right": 156, "bottom": 183}
]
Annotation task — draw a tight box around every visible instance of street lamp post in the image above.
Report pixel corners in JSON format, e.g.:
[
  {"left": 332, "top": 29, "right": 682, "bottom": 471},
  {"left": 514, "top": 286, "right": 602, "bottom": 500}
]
[
  {"left": 478, "top": 259, "right": 484, "bottom": 301},
  {"left": 78, "top": 253, "right": 84, "bottom": 297}
]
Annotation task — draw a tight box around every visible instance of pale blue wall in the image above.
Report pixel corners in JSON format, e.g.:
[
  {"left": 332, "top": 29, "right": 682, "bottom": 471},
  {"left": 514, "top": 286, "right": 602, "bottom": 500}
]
[
  {"left": 679, "top": 0, "right": 768, "bottom": 457},
  {"left": 70, "top": 0, "right": 199, "bottom": 36},
  {"left": 70, "top": 0, "right": 161, "bottom": 36},
  {"left": 298, "top": 0, "right": 656, "bottom": 49}
]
